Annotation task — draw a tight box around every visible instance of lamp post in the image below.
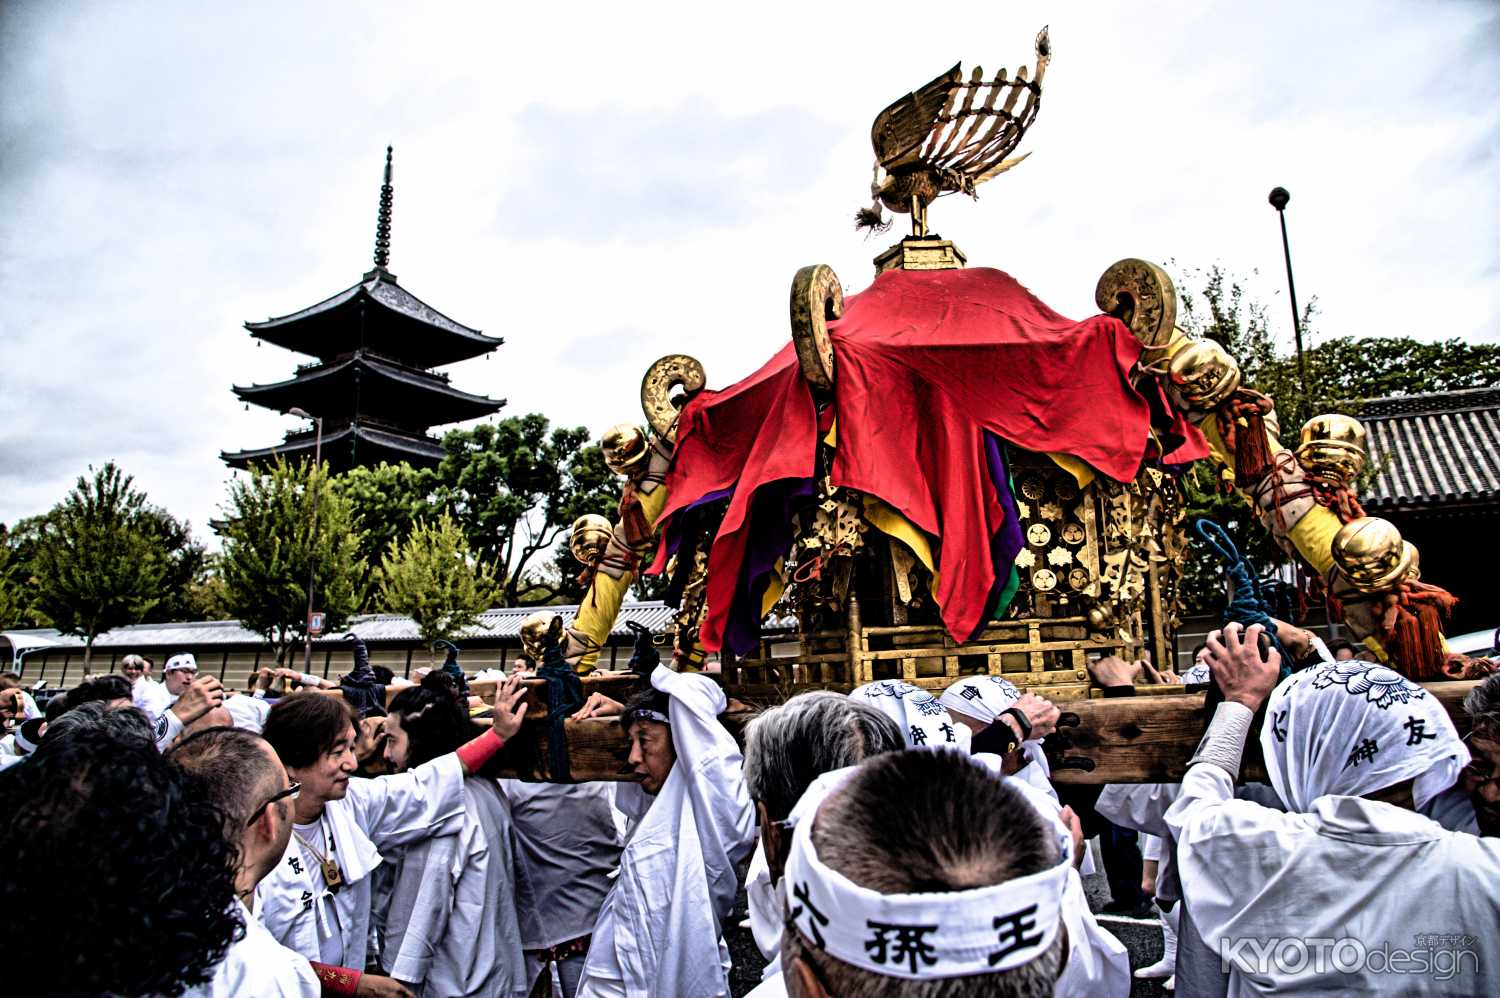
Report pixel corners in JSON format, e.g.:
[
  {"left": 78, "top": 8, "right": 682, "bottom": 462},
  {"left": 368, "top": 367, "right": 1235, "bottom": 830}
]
[
  {"left": 288, "top": 408, "right": 323, "bottom": 673},
  {"left": 1267, "top": 186, "right": 1308, "bottom": 388}
]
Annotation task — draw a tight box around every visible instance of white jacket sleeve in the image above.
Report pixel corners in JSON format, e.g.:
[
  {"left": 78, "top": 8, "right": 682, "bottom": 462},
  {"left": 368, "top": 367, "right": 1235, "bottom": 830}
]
[
  {"left": 346, "top": 753, "right": 467, "bottom": 851},
  {"left": 651, "top": 666, "right": 756, "bottom": 929}
]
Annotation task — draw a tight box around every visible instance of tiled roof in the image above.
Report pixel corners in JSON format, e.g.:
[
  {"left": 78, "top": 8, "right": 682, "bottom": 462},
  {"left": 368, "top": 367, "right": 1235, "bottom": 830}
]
[
  {"left": 1361, "top": 388, "right": 1500, "bottom": 511},
  {"left": 1, "top": 601, "right": 679, "bottom": 652}
]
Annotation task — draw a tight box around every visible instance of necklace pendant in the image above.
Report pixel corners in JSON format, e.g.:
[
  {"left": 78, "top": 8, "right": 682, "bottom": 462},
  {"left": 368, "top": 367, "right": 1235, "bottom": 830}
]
[{"left": 322, "top": 858, "right": 345, "bottom": 892}]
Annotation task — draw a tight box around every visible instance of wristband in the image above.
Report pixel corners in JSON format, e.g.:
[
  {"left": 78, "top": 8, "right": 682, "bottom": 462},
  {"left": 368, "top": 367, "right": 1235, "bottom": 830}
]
[
  {"left": 309, "top": 962, "right": 361, "bottom": 996},
  {"left": 300, "top": 672, "right": 321, "bottom": 687},
  {"left": 455, "top": 727, "right": 506, "bottom": 772},
  {"left": 1000, "top": 706, "right": 1033, "bottom": 740},
  {"left": 1189, "top": 701, "right": 1255, "bottom": 779},
  {"left": 252, "top": 689, "right": 267, "bottom": 700}
]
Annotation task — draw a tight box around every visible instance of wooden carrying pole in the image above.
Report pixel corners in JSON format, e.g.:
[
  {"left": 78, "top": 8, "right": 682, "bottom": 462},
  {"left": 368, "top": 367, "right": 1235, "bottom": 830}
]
[{"left": 306, "top": 677, "right": 1480, "bottom": 785}]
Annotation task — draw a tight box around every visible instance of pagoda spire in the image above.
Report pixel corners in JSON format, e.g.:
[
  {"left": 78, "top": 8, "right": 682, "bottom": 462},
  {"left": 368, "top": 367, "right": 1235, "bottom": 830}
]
[{"left": 369, "top": 145, "right": 394, "bottom": 279}]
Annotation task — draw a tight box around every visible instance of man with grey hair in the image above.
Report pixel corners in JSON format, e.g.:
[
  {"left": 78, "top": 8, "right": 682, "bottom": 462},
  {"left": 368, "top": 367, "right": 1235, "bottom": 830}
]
[
  {"left": 741, "top": 692, "right": 906, "bottom": 987},
  {"left": 772, "top": 749, "right": 1069, "bottom": 998},
  {"left": 123, "top": 654, "right": 172, "bottom": 718},
  {"left": 1462, "top": 672, "right": 1500, "bottom": 837}
]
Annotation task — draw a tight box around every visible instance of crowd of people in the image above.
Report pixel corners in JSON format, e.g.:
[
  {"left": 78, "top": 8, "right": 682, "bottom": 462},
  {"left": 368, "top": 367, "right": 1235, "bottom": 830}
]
[{"left": 1, "top": 618, "right": 1497, "bottom": 997}]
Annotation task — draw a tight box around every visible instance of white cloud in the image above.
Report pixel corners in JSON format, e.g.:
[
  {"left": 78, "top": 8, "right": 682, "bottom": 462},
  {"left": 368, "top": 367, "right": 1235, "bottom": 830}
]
[{"left": 1, "top": 0, "right": 1495, "bottom": 539}]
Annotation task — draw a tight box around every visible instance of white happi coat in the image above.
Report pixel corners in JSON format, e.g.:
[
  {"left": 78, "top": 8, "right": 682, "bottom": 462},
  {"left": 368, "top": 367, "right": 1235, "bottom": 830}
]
[
  {"left": 974, "top": 755, "right": 1130, "bottom": 998},
  {"left": 577, "top": 665, "right": 756, "bottom": 998},
  {"left": 184, "top": 898, "right": 319, "bottom": 998},
  {"left": 1167, "top": 763, "right": 1500, "bottom": 996},
  {"left": 258, "top": 754, "right": 466, "bottom": 969},
  {"left": 380, "top": 778, "right": 528, "bottom": 997},
  {"left": 132, "top": 677, "right": 172, "bottom": 720}
]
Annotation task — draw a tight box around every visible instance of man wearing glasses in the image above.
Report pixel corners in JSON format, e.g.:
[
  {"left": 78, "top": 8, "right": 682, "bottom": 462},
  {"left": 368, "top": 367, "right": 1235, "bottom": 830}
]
[
  {"left": 172, "top": 726, "right": 414, "bottom": 996},
  {"left": 1463, "top": 674, "right": 1500, "bottom": 837}
]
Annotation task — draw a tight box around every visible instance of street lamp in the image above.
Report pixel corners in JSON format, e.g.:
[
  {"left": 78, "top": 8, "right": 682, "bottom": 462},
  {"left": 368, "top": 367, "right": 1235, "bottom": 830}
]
[
  {"left": 1267, "top": 187, "right": 1308, "bottom": 387},
  {"left": 288, "top": 407, "right": 324, "bottom": 673}
]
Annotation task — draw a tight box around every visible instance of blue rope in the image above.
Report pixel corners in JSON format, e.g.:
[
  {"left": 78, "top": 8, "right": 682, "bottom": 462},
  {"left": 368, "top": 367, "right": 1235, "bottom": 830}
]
[
  {"left": 537, "top": 628, "right": 583, "bottom": 782},
  {"left": 1191, "top": 519, "right": 1292, "bottom": 680},
  {"left": 432, "top": 640, "right": 470, "bottom": 697}
]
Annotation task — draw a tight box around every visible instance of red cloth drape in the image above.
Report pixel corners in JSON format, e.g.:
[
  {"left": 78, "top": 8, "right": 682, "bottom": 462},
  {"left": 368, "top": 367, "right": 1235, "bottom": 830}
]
[{"left": 655, "top": 267, "right": 1208, "bottom": 651}]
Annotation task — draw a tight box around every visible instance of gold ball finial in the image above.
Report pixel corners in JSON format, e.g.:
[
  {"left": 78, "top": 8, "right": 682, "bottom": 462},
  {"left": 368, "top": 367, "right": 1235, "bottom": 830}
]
[
  {"left": 1296, "top": 413, "right": 1368, "bottom": 485},
  {"left": 1331, "top": 516, "right": 1417, "bottom": 593},
  {"left": 568, "top": 514, "right": 614, "bottom": 568},
  {"left": 519, "top": 611, "right": 556, "bottom": 660},
  {"left": 1165, "top": 339, "right": 1241, "bottom": 411},
  {"left": 601, "top": 423, "right": 650, "bottom": 477}
]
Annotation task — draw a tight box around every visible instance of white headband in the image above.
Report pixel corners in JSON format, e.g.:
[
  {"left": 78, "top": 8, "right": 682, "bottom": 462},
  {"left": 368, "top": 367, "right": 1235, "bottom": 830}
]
[
  {"left": 630, "top": 708, "right": 671, "bottom": 725},
  {"left": 164, "top": 654, "right": 197, "bottom": 672},
  {"left": 782, "top": 763, "right": 1069, "bottom": 980},
  {"left": 938, "top": 675, "right": 1022, "bottom": 726}
]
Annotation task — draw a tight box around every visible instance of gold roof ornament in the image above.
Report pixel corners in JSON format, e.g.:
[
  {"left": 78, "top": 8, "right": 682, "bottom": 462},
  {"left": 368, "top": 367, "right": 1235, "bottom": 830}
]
[
  {"left": 519, "top": 611, "right": 557, "bottom": 660},
  {"left": 1095, "top": 259, "right": 1177, "bottom": 348},
  {"left": 601, "top": 423, "right": 650, "bottom": 477},
  {"left": 1331, "top": 516, "right": 1418, "bottom": 593},
  {"left": 640, "top": 354, "right": 706, "bottom": 442},
  {"left": 859, "top": 27, "right": 1050, "bottom": 273},
  {"left": 1164, "top": 339, "right": 1241, "bottom": 411},
  {"left": 568, "top": 514, "right": 614, "bottom": 568},
  {"left": 1296, "top": 413, "right": 1368, "bottom": 486}
]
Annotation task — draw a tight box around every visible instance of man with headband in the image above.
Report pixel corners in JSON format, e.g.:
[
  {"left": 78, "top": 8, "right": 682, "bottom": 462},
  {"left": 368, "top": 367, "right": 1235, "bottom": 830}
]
[
  {"left": 575, "top": 643, "right": 756, "bottom": 997},
  {"left": 742, "top": 692, "right": 907, "bottom": 990},
  {"left": 768, "top": 749, "right": 1075, "bottom": 998},
  {"left": 938, "top": 675, "right": 1060, "bottom": 799},
  {"left": 1166, "top": 621, "right": 1500, "bottom": 995}
]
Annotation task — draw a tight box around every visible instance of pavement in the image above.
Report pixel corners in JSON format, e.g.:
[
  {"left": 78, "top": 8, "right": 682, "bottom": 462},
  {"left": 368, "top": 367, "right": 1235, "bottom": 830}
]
[{"left": 726, "top": 837, "right": 1175, "bottom": 997}]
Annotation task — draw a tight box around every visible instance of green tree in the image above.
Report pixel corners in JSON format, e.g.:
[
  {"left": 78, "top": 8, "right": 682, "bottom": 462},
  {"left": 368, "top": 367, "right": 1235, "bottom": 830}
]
[
  {"left": 432, "top": 416, "right": 618, "bottom": 605},
  {"left": 339, "top": 461, "right": 440, "bottom": 575},
  {"left": 0, "top": 529, "right": 27, "bottom": 628},
  {"left": 376, "top": 511, "right": 497, "bottom": 654},
  {"left": 28, "top": 463, "right": 172, "bottom": 666},
  {"left": 217, "top": 458, "right": 367, "bottom": 663},
  {"left": 140, "top": 506, "right": 209, "bottom": 622}
]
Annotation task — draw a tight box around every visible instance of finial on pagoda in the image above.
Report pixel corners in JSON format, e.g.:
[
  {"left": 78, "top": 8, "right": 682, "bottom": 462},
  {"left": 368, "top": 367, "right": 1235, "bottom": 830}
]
[{"left": 368, "top": 145, "right": 395, "bottom": 280}]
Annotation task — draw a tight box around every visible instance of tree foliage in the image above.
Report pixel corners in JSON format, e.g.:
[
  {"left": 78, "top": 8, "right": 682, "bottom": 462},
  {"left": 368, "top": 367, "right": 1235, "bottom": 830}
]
[
  {"left": 376, "top": 511, "right": 496, "bottom": 651},
  {"left": 27, "top": 463, "right": 174, "bottom": 665},
  {"left": 342, "top": 415, "right": 619, "bottom": 606},
  {"left": 216, "top": 458, "right": 367, "bottom": 661}
]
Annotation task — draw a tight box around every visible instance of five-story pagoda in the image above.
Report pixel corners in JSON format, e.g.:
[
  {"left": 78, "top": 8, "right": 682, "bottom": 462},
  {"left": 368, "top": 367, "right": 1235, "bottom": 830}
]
[{"left": 222, "top": 148, "right": 503, "bottom": 473}]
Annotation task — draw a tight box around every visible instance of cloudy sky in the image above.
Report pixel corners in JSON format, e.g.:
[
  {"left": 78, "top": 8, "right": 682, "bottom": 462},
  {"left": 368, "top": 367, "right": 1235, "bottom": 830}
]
[{"left": 2, "top": 1, "right": 1496, "bottom": 542}]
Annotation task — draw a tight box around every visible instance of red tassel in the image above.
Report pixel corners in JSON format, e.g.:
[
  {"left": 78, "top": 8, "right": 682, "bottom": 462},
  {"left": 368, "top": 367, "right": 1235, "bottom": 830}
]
[
  {"left": 617, "top": 483, "right": 653, "bottom": 550},
  {"left": 1218, "top": 390, "right": 1277, "bottom": 488},
  {"left": 1385, "top": 582, "right": 1458, "bottom": 681}
]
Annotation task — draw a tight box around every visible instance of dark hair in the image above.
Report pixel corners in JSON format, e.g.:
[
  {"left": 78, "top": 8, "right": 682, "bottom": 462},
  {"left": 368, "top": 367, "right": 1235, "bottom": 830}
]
[
  {"left": 0, "top": 672, "right": 19, "bottom": 690},
  {"left": 371, "top": 665, "right": 396, "bottom": 685},
  {"left": 1190, "top": 642, "right": 1208, "bottom": 662},
  {"left": 388, "top": 672, "right": 472, "bottom": 770},
  {"left": 67, "top": 674, "right": 132, "bottom": 707},
  {"left": 0, "top": 728, "right": 240, "bottom": 997},
  {"left": 782, "top": 749, "right": 1062, "bottom": 998},
  {"left": 44, "top": 692, "right": 70, "bottom": 722},
  {"left": 170, "top": 727, "right": 282, "bottom": 834},
  {"left": 1327, "top": 638, "right": 1358, "bottom": 655},
  {"left": 621, "top": 687, "right": 673, "bottom": 733},
  {"left": 45, "top": 701, "right": 155, "bottom": 746},
  {"left": 262, "top": 692, "right": 357, "bottom": 770}
]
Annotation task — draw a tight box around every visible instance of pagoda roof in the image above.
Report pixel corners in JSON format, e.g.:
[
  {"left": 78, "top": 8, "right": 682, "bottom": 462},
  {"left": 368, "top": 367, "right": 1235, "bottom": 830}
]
[
  {"left": 233, "top": 352, "right": 505, "bottom": 427},
  {"left": 247, "top": 269, "right": 502, "bottom": 368},
  {"left": 221, "top": 420, "right": 448, "bottom": 473}
]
